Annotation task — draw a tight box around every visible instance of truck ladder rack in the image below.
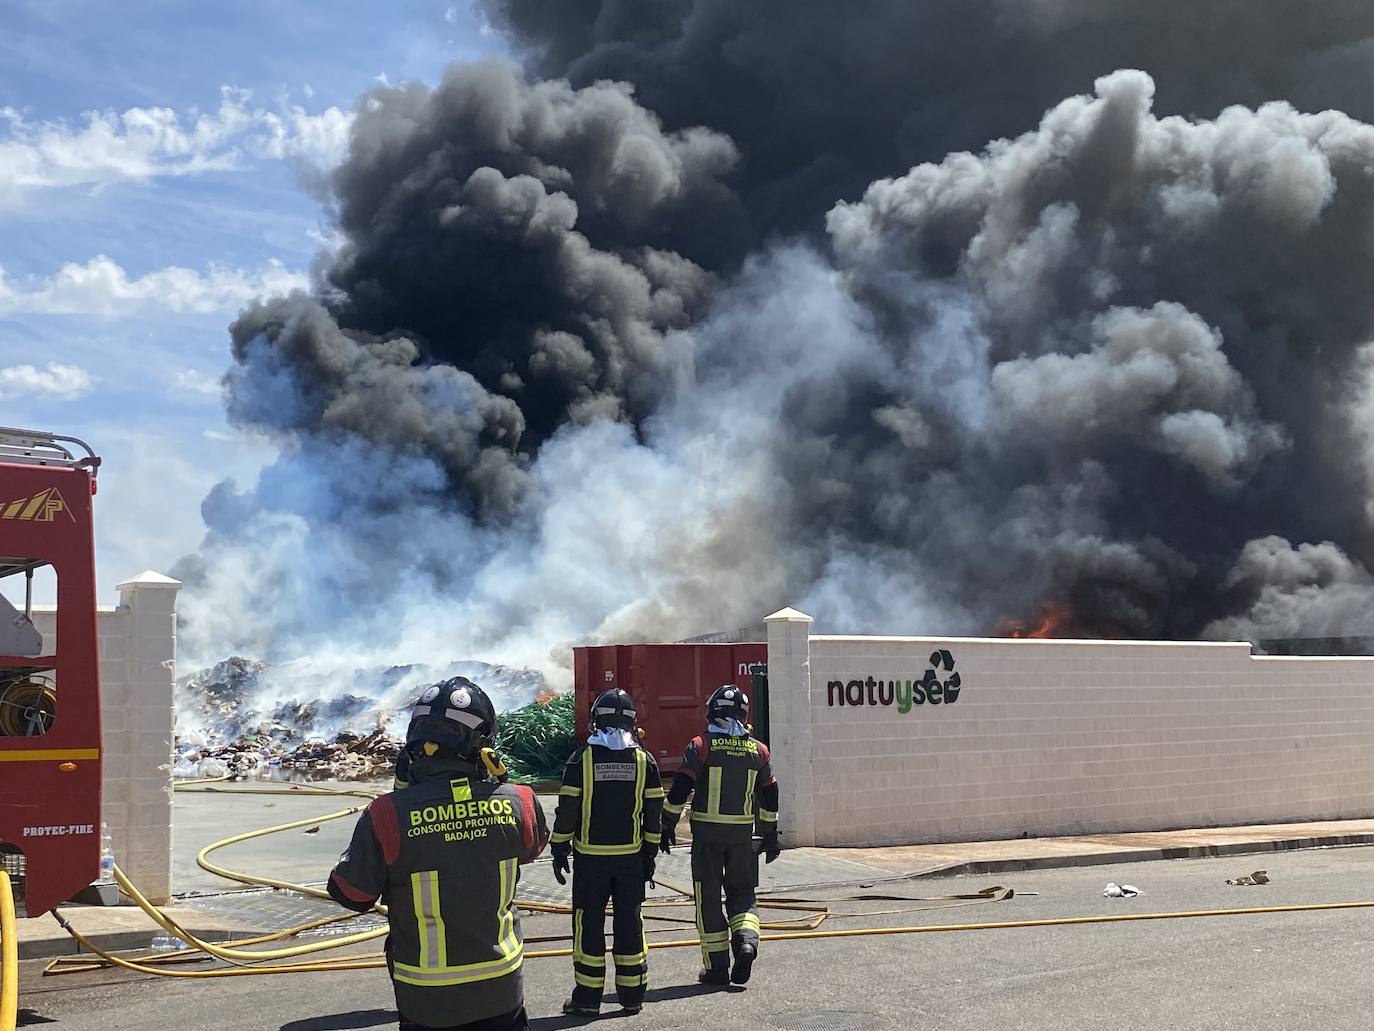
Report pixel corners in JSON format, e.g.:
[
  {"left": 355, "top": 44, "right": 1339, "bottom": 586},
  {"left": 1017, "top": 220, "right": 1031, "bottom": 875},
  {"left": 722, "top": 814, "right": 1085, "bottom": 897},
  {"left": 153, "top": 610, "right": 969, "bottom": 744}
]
[{"left": 0, "top": 426, "right": 100, "bottom": 475}]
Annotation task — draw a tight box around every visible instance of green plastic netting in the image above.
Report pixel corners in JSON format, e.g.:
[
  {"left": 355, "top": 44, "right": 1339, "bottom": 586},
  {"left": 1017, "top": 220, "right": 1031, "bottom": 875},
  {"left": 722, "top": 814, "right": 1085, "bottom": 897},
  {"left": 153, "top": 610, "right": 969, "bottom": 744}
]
[{"left": 495, "top": 693, "right": 576, "bottom": 784}]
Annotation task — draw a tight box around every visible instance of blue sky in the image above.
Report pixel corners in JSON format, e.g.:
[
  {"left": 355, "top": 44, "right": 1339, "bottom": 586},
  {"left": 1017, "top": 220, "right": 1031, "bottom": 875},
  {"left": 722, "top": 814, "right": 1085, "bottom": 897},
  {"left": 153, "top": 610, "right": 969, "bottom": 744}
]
[{"left": 0, "top": 1, "right": 505, "bottom": 601}]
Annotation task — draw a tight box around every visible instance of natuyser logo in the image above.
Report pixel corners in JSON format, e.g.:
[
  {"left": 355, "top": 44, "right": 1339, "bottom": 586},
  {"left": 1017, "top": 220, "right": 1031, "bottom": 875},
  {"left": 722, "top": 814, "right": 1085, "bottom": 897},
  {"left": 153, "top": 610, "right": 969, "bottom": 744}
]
[{"left": 826, "top": 649, "right": 962, "bottom": 712}]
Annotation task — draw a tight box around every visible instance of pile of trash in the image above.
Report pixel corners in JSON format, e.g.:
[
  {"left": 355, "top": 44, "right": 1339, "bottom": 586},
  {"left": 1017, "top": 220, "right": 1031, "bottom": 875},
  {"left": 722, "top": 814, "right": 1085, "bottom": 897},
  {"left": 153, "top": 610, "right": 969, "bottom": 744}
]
[
  {"left": 174, "top": 726, "right": 406, "bottom": 783},
  {"left": 174, "top": 655, "right": 550, "bottom": 783}
]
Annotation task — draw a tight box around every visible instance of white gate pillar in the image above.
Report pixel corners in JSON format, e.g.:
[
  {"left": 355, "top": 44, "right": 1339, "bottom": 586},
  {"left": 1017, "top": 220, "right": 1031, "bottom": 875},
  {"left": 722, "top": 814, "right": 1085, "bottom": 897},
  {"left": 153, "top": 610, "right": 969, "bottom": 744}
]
[{"left": 765, "top": 607, "right": 815, "bottom": 848}]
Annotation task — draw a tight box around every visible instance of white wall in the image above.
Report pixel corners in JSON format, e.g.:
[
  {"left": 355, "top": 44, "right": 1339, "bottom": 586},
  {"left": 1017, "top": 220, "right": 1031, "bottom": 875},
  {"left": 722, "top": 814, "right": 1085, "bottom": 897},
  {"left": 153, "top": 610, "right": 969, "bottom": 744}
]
[
  {"left": 32, "top": 571, "right": 181, "bottom": 903},
  {"left": 766, "top": 610, "right": 1374, "bottom": 848}
]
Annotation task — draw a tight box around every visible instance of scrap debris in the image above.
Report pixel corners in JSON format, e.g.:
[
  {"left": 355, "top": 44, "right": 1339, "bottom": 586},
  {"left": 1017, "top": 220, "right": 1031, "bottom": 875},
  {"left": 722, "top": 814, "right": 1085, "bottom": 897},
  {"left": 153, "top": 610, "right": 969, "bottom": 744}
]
[
  {"left": 1226, "top": 870, "right": 1270, "bottom": 886},
  {"left": 1103, "top": 882, "right": 1141, "bottom": 897},
  {"left": 173, "top": 656, "right": 549, "bottom": 783},
  {"left": 173, "top": 725, "right": 407, "bottom": 783}
]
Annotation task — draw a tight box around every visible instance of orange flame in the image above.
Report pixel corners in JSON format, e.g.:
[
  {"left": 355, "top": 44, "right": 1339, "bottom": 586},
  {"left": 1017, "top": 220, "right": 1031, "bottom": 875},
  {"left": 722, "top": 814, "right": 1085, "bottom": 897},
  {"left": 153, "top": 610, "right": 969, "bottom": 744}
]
[{"left": 999, "top": 601, "right": 1076, "bottom": 639}]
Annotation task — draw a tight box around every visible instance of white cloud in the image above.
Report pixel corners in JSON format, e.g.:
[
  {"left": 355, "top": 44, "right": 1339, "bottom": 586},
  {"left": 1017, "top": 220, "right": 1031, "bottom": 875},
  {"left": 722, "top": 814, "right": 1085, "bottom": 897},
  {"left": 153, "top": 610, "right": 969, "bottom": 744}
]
[
  {"left": 256, "top": 104, "right": 354, "bottom": 169},
  {"left": 174, "top": 369, "right": 224, "bottom": 397},
  {"left": 0, "top": 86, "right": 353, "bottom": 208},
  {"left": 307, "top": 226, "right": 348, "bottom": 252},
  {"left": 0, "top": 361, "right": 94, "bottom": 400},
  {"left": 0, "top": 255, "right": 309, "bottom": 316}
]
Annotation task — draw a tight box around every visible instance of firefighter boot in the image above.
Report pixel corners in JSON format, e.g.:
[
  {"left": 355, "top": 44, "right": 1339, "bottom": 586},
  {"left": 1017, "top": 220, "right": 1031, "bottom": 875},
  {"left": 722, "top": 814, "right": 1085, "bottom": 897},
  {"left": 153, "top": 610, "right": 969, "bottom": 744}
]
[
  {"left": 731, "top": 940, "right": 757, "bottom": 985},
  {"left": 698, "top": 958, "right": 730, "bottom": 986},
  {"left": 562, "top": 995, "right": 601, "bottom": 1017}
]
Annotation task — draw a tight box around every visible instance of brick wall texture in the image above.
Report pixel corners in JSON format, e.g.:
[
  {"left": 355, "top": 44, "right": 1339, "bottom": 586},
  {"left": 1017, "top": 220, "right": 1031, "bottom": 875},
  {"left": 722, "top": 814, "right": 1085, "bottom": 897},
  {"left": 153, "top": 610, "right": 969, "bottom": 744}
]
[{"left": 771, "top": 632, "right": 1374, "bottom": 848}]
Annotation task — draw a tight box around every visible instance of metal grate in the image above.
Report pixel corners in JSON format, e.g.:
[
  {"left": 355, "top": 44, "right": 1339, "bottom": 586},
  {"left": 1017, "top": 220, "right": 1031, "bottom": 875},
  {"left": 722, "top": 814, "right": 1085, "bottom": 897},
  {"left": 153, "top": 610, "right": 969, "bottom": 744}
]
[
  {"left": 2, "top": 847, "right": 27, "bottom": 918},
  {"left": 770, "top": 1012, "right": 880, "bottom": 1031}
]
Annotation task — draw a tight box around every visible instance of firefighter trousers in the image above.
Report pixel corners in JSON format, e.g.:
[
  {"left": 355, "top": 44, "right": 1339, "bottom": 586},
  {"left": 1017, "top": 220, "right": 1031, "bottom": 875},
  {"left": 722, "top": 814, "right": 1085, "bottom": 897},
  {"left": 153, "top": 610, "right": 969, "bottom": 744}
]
[
  {"left": 570, "top": 853, "right": 648, "bottom": 1009},
  {"left": 690, "top": 836, "right": 760, "bottom": 972}
]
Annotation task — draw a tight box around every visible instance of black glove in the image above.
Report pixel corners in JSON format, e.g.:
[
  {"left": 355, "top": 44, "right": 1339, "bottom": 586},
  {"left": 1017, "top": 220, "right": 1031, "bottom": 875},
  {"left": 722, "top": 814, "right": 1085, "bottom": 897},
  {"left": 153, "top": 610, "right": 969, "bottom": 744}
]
[
  {"left": 551, "top": 843, "right": 571, "bottom": 885},
  {"left": 641, "top": 843, "right": 657, "bottom": 886},
  {"left": 757, "top": 831, "right": 780, "bottom": 864},
  {"left": 660, "top": 817, "right": 676, "bottom": 855}
]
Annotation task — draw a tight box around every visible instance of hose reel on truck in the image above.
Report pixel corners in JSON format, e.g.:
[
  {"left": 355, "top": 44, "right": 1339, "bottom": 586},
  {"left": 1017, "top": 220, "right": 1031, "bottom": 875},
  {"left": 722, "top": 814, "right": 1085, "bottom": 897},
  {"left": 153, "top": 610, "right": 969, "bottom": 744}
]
[
  {"left": 0, "top": 676, "right": 57, "bottom": 737},
  {"left": 0, "top": 553, "right": 57, "bottom": 740}
]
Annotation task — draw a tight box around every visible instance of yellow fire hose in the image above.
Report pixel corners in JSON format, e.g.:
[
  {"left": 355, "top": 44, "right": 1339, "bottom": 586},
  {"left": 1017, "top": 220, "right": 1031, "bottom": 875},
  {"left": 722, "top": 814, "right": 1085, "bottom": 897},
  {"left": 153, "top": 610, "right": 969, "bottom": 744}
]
[
  {"left": 47, "top": 886, "right": 1374, "bottom": 982},
  {"left": 46, "top": 906, "right": 384, "bottom": 975},
  {"left": 41, "top": 781, "right": 845, "bottom": 982},
  {"left": 40, "top": 778, "right": 1374, "bottom": 1002},
  {"left": 110, "top": 863, "right": 391, "bottom": 962},
  {"left": 111, "top": 785, "right": 396, "bottom": 962},
  {"left": 2, "top": 869, "right": 17, "bottom": 1031},
  {"left": 0, "top": 679, "right": 56, "bottom": 737}
]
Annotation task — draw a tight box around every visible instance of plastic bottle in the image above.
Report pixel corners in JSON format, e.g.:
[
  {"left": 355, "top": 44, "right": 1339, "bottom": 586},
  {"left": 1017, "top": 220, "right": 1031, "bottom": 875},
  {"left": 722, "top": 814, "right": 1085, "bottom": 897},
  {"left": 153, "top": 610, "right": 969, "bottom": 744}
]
[
  {"left": 97, "top": 824, "right": 115, "bottom": 885},
  {"left": 149, "top": 932, "right": 187, "bottom": 951}
]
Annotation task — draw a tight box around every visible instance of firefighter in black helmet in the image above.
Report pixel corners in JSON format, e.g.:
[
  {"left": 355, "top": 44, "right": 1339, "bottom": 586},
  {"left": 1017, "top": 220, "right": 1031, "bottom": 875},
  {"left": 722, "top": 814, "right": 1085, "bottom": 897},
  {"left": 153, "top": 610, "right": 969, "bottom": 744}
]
[
  {"left": 328, "top": 678, "right": 549, "bottom": 1031},
  {"left": 550, "top": 687, "right": 664, "bottom": 1016},
  {"left": 661, "top": 684, "right": 780, "bottom": 987}
]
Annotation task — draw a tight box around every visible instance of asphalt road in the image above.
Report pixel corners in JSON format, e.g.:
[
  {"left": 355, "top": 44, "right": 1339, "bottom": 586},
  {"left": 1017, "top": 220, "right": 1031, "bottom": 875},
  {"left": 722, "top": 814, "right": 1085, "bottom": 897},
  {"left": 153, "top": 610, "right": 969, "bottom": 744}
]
[
  {"left": 19, "top": 847, "right": 1374, "bottom": 1030},
  {"left": 172, "top": 781, "right": 398, "bottom": 896}
]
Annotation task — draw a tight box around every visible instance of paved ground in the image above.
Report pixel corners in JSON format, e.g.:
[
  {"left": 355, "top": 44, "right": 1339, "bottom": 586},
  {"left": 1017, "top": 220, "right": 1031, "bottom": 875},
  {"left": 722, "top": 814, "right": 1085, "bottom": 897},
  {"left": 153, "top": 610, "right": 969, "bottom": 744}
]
[
  {"left": 21, "top": 780, "right": 1374, "bottom": 959},
  {"left": 831, "top": 817, "right": 1374, "bottom": 876},
  {"left": 173, "top": 782, "right": 390, "bottom": 896},
  {"left": 21, "top": 782, "right": 896, "bottom": 956},
  {"left": 19, "top": 846, "right": 1374, "bottom": 1029}
]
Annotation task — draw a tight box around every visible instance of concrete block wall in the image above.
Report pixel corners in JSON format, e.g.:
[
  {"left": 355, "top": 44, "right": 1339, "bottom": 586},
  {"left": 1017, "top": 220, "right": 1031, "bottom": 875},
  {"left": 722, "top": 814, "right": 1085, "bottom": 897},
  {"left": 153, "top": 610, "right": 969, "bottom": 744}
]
[
  {"left": 766, "top": 611, "right": 1374, "bottom": 848},
  {"left": 32, "top": 570, "right": 181, "bottom": 903}
]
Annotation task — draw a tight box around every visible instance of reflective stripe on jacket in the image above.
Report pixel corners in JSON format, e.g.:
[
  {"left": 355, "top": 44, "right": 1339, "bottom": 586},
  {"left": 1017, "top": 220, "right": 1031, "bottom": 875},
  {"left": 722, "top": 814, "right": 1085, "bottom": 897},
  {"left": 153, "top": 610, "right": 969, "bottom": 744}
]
[
  {"left": 551, "top": 744, "right": 664, "bottom": 856},
  {"left": 328, "top": 767, "right": 549, "bottom": 1026},
  {"left": 664, "top": 734, "right": 778, "bottom": 843}
]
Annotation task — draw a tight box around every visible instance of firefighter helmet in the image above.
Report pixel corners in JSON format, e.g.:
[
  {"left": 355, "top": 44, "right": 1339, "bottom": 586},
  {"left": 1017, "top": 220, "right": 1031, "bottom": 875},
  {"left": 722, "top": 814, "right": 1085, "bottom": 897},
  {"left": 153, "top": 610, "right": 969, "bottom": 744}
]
[
  {"left": 706, "top": 684, "right": 748, "bottom": 723},
  {"left": 590, "top": 688, "right": 637, "bottom": 732},
  {"left": 405, "top": 677, "right": 497, "bottom": 759}
]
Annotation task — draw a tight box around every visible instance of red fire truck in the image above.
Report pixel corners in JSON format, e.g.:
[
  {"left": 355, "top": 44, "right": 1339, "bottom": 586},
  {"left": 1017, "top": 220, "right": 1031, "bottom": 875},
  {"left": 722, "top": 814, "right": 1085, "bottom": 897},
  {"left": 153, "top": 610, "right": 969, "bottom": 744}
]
[{"left": 0, "top": 426, "right": 103, "bottom": 920}]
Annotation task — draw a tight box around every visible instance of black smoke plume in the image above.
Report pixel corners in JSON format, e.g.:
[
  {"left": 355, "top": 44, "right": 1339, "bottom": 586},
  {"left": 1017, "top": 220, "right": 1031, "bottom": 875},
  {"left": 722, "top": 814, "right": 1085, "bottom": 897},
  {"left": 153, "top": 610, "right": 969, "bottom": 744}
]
[
  {"left": 485, "top": 0, "right": 1374, "bottom": 239},
  {"left": 177, "top": 3, "right": 1374, "bottom": 672}
]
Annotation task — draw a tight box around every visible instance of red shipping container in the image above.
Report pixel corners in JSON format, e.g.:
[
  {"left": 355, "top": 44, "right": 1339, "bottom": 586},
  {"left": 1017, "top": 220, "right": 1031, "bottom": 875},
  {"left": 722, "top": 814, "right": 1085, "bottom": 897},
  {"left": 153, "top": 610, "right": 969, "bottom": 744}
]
[{"left": 573, "top": 644, "right": 767, "bottom": 775}]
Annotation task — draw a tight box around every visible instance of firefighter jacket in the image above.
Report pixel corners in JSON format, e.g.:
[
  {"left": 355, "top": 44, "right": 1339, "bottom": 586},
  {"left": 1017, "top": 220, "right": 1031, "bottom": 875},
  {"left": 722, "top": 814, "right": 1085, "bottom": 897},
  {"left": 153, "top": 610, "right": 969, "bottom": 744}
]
[
  {"left": 664, "top": 732, "right": 779, "bottom": 844},
  {"left": 551, "top": 744, "right": 664, "bottom": 856},
  {"left": 327, "top": 758, "right": 550, "bottom": 1027}
]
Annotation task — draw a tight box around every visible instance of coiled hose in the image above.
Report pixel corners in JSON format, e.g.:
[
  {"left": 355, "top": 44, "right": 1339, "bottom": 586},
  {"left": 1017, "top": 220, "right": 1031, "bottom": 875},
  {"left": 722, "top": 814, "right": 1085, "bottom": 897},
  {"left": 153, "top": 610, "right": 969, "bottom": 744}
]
[{"left": 0, "top": 679, "right": 56, "bottom": 737}]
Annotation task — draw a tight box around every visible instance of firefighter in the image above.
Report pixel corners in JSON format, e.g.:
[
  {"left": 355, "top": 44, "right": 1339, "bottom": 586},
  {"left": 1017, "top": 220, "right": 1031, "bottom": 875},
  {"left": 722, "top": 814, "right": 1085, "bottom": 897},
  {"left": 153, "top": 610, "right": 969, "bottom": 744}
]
[
  {"left": 549, "top": 688, "right": 664, "bottom": 1016},
  {"left": 328, "top": 677, "right": 549, "bottom": 1031},
  {"left": 661, "top": 684, "right": 780, "bottom": 986}
]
